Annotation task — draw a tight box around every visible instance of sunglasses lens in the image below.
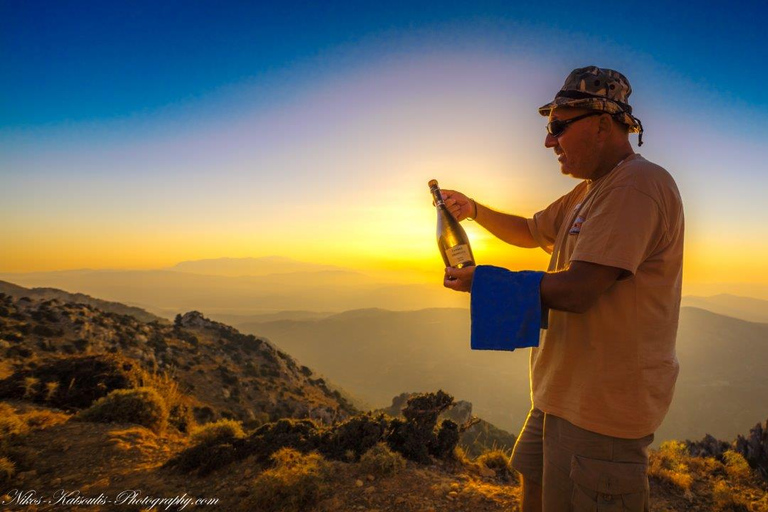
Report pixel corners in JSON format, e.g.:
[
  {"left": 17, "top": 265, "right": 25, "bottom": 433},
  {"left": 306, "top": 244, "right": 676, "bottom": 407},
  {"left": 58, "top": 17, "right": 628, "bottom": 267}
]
[{"left": 548, "top": 121, "right": 564, "bottom": 137}]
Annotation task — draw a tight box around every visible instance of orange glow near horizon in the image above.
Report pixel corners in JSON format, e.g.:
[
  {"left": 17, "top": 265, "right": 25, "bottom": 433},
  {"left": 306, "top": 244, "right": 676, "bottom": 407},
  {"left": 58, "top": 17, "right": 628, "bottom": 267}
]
[{"left": 3, "top": 51, "right": 768, "bottom": 301}]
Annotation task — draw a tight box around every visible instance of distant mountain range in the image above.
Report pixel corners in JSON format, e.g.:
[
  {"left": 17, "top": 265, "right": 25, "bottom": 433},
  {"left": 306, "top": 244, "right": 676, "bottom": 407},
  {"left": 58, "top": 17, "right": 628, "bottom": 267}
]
[
  {"left": 167, "top": 256, "right": 343, "bottom": 277},
  {"left": 231, "top": 306, "right": 768, "bottom": 447},
  {"left": 682, "top": 294, "right": 768, "bottom": 323},
  {"left": 0, "top": 257, "right": 467, "bottom": 316}
]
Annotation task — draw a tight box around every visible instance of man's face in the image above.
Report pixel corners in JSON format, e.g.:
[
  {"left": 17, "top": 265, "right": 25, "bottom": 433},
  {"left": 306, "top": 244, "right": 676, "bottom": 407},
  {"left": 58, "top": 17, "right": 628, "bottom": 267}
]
[{"left": 545, "top": 107, "right": 603, "bottom": 180}]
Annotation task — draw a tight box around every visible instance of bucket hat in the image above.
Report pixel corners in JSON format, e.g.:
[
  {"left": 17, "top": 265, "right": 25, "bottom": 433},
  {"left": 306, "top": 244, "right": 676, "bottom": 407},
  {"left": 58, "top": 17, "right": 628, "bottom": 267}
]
[{"left": 539, "top": 66, "right": 644, "bottom": 145}]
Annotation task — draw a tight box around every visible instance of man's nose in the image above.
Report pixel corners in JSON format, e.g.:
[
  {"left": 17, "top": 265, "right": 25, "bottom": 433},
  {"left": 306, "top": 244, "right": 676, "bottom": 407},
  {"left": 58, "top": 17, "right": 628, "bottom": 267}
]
[{"left": 544, "top": 133, "right": 558, "bottom": 148}]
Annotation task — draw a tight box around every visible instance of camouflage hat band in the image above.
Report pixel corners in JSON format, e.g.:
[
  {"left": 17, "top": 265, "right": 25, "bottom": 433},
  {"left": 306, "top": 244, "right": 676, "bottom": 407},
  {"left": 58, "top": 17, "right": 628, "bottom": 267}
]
[
  {"left": 538, "top": 97, "right": 643, "bottom": 133},
  {"left": 554, "top": 89, "right": 633, "bottom": 114}
]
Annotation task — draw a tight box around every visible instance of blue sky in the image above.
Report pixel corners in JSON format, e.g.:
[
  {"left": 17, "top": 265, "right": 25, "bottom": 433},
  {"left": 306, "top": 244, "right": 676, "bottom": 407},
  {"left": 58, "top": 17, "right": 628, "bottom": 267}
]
[{"left": 2, "top": 0, "right": 767, "bottom": 128}]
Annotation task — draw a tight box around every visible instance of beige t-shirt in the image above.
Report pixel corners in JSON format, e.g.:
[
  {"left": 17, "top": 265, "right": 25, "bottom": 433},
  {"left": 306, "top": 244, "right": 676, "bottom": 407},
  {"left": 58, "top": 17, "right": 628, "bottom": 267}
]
[{"left": 526, "top": 153, "right": 684, "bottom": 439}]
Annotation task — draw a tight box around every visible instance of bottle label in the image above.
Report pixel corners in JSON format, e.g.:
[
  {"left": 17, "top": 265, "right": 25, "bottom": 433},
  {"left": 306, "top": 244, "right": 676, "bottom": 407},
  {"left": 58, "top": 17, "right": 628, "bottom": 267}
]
[{"left": 446, "top": 244, "right": 472, "bottom": 267}]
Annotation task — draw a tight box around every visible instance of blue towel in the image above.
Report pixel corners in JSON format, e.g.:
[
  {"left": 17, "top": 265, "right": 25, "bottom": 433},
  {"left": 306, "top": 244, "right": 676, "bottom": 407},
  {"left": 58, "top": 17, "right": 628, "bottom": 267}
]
[{"left": 469, "top": 265, "right": 547, "bottom": 351}]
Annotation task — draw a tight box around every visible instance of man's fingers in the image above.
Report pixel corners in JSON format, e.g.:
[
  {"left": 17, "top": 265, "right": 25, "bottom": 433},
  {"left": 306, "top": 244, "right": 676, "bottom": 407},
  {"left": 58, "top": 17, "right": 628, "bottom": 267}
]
[{"left": 444, "top": 268, "right": 457, "bottom": 287}]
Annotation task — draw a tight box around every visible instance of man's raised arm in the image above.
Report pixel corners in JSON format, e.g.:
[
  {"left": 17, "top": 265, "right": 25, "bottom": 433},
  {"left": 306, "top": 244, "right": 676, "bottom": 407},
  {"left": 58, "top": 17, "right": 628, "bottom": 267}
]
[{"left": 440, "top": 189, "right": 538, "bottom": 248}]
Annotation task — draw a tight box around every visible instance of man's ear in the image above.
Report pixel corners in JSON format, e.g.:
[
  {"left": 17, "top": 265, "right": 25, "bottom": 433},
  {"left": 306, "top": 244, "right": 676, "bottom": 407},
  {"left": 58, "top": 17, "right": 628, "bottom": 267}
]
[{"left": 596, "top": 113, "right": 614, "bottom": 140}]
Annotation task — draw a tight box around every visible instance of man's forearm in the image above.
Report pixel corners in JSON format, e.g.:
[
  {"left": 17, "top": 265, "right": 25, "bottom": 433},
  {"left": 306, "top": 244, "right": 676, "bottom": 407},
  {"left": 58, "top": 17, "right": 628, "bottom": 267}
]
[
  {"left": 540, "top": 269, "right": 590, "bottom": 313},
  {"left": 539, "top": 262, "right": 625, "bottom": 314},
  {"left": 474, "top": 203, "right": 539, "bottom": 248}
]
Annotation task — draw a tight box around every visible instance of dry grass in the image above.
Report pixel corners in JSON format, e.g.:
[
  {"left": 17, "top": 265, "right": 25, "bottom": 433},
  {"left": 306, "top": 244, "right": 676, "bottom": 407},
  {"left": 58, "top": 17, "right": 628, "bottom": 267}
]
[
  {"left": 141, "top": 367, "right": 196, "bottom": 433},
  {"left": 476, "top": 448, "right": 517, "bottom": 483},
  {"left": 0, "top": 456, "right": 14, "bottom": 484},
  {"left": 22, "top": 409, "right": 69, "bottom": 430},
  {"left": 0, "top": 403, "right": 28, "bottom": 440},
  {"left": 359, "top": 442, "right": 406, "bottom": 477},
  {"left": 76, "top": 387, "right": 169, "bottom": 434},
  {"left": 245, "top": 448, "right": 334, "bottom": 512},
  {"left": 44, "top": 381, "right": 59, "bottom": 401},
  {"left": 190, "top": 419, "right": 246, "bottom": 446},
  {"left": 22, "top": 377, "right": 39, "bottom": 399}
]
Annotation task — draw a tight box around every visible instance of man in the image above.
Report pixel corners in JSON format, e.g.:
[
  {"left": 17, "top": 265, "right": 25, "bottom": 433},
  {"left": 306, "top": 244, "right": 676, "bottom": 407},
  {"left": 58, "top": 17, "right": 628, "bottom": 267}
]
[{"left": 441, "top": 66, "right": 684, "bottom": 511}]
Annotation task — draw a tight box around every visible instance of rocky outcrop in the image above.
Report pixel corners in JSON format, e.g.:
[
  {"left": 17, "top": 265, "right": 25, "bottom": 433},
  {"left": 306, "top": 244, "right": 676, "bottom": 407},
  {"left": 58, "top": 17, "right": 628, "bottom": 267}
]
[
  {"left": 686, "top": 419, "right": 768, "bottom": 480},
  {"left": 735, "top": 421, "right": 768, "bottom": 480}
]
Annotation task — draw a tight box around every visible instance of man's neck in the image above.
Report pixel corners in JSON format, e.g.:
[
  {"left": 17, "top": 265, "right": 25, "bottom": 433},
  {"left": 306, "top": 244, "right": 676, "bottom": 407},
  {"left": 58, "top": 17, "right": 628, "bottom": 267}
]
[{"left": 591, "top": 146, "right": 635, "bottom": 181}]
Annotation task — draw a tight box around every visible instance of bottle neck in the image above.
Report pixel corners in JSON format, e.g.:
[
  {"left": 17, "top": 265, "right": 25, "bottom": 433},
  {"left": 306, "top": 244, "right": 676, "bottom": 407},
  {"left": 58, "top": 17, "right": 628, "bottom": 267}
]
[{"left": 429, "top": 185, "right": 445, "bottom": 206}]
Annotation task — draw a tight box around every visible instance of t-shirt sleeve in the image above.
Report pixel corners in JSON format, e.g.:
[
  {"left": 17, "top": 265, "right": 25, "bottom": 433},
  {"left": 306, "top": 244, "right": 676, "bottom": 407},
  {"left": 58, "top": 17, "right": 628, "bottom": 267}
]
[
  {"left": 570, "top": 185, "right": 665, "bottom": 278},
  {"left": 527, "top": 192, "right": 573, "bottom": 254}
]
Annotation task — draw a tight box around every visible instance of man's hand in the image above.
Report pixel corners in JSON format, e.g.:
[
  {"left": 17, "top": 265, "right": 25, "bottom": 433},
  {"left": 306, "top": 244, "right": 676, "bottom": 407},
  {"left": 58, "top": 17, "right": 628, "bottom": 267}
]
[
  {"left": 438, "top": 189, "right": 476, "bottom": 221},
  {"left": 443, "top": 266, "right": 476, "bottom": 293}
]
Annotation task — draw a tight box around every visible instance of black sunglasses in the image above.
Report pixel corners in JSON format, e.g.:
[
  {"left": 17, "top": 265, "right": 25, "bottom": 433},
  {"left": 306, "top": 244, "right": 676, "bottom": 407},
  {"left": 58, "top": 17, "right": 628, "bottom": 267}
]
[{"left": 546, "top": 111, "right": 604, "bottom": 137}]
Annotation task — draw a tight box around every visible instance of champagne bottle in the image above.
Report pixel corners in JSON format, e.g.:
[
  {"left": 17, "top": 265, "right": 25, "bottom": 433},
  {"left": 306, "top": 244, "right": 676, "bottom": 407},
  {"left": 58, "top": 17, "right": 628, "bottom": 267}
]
[{"left": 428, "top": 179, "right": 475, "bottom": 269}]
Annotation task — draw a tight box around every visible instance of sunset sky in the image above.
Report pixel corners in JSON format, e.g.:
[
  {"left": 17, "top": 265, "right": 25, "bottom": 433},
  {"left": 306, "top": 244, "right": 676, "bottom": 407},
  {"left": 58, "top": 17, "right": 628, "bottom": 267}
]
[{"left": 2, "top": 1, "right": 767, "bottom": 296}]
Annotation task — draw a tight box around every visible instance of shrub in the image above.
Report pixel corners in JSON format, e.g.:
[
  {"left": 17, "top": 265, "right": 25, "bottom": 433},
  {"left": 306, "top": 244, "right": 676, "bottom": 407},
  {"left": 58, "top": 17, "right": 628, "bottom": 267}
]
[
  {"left": 359, "top": 442, "right": 406, "bottom": 477},
  {"left": 76, "top": 387, "right": 168, "bottom": 434},
  {"left": 476, "top": 449, "right": 517, "bottom": 483},
  {"left": 649, "top": 441, "right": 694, "bottom": 492},
  {"left": 23, "top": 377, "right": 39, "bottom": 399},
  {"left": 23, "top": 409, "right": 68, "bottom": 430},
  {"left": 712, "top": 479, "right": 749, "bottom": 511},
  {"left": 166, "top": 440, "right": 245, "bottom": 477},
  {"left": 44, "top": 382, "right": 59, "bottom": 401},
  {"left": 387, "top": 390, "right": 458, "bottom": 463},
  {"left": 246, "top": 448, "right": 333, "bottom": 512},
  {"left": 0, "top": 403, "right": 27, "bottom": 454},
  {"left": 0, "top": 456, "right": 15, "bottom": 484},
  {"left": 0, "top": 403, "right": 27, "bottom": 436},
  {"left": 141, "top": 370, "right": 195, "bottom": 433},
  {"left": 433, "top": 419, "right": 460, "bottom": 459},
  {"left": 191, "top": 419, "right": 246, "bottom": 446},
  {"left": 0, "top": 353, "right": 146, "bottom": 410},
  {"left": 166, "top": 391, "right": 465, "bottom": 476},
  {"left": 319, "top": 413, "right": 388, "bottom": 461},
  {"left": 723, "top": 450, "right": 752, "bottom": 482}
]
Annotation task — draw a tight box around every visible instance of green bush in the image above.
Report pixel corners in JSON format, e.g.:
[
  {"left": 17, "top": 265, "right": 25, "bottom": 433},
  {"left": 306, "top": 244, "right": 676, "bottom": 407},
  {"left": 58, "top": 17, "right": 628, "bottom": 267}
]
[
  {"left": 246, "top": 448, "right": 333, "bottom": 512},
  {"left": 191, "top": 419, "right": 246, "bottom": 446},
  {"left": 76, "top": 387, "right": 168, "bottom": 434},
  {"left": 359, "top": 442, "right": 406, "bottom": 477}
]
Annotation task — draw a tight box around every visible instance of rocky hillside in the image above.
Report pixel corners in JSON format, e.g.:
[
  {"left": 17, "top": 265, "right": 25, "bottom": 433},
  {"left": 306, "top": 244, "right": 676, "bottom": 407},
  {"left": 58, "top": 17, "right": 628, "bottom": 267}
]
[
  {"left": 0, "top": 293, "right": 356, "bottom": 427},
  {"left": 0, "top": 280, "right": 162, "bottom": 324}
]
